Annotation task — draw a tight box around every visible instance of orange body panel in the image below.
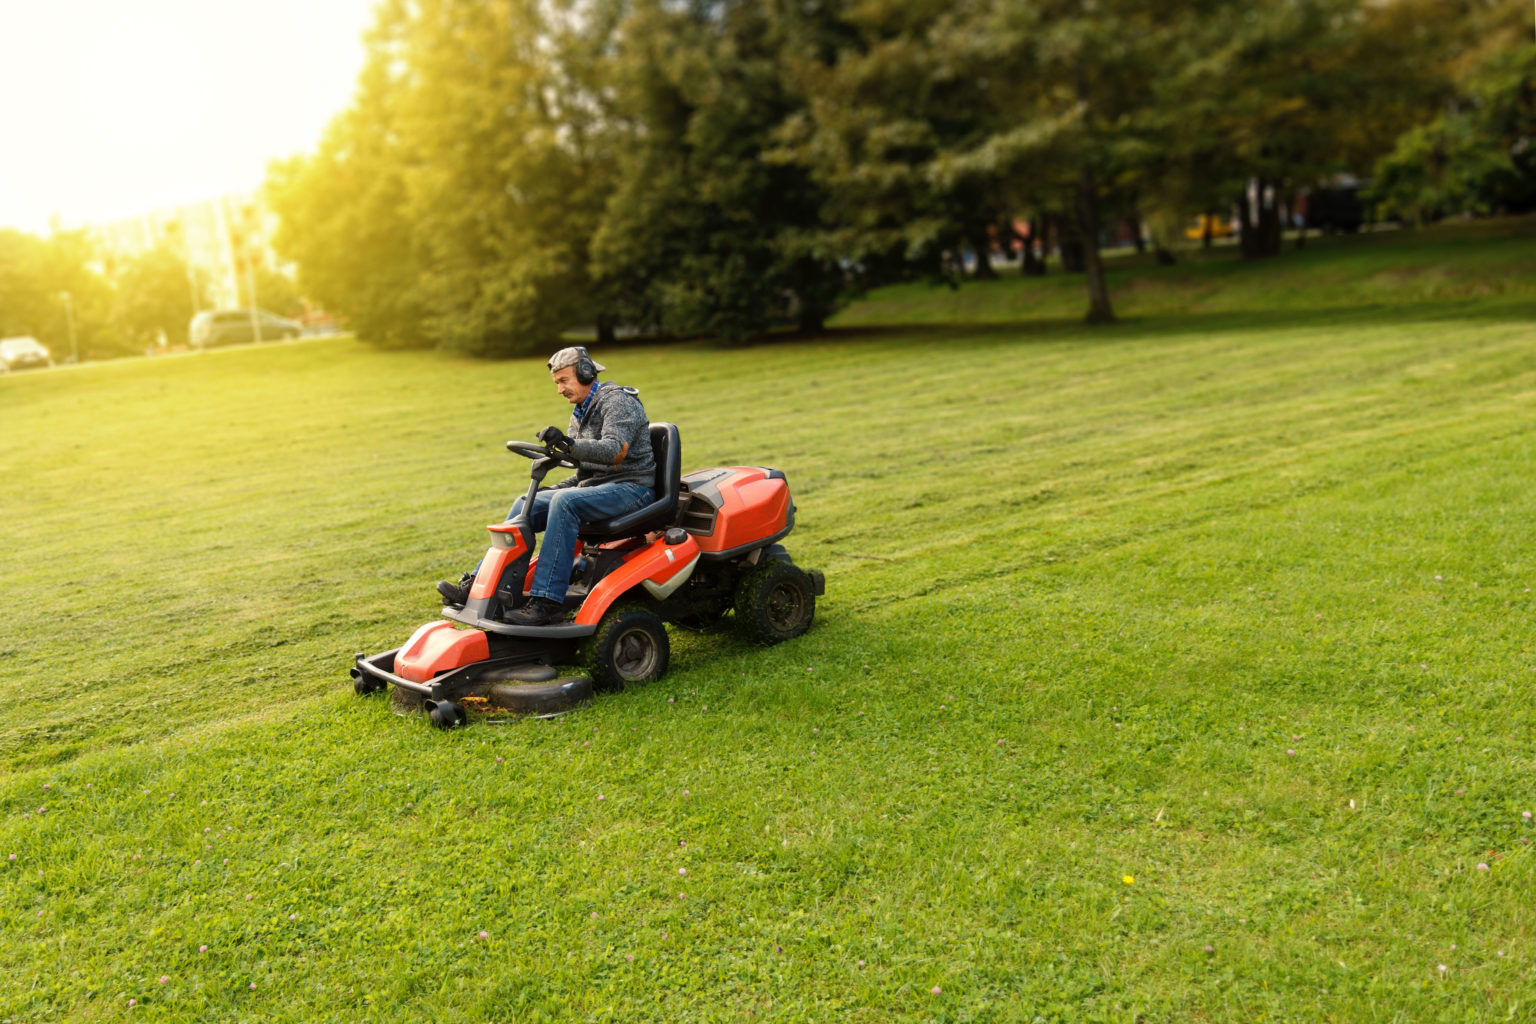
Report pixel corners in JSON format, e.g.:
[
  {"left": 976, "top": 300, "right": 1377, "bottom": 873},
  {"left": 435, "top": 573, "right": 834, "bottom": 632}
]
[
  {"left": 573, "top": 534, "right": 701, "bottom": 625},
  {"left": 470, "top": 525, "right": 532, "bottom": 600},
  {"left": 692, "top": 469, "right": 791, "bottom": 555},
  {"left": 393, "top": 621, "right": 490, "bottom": 683}
]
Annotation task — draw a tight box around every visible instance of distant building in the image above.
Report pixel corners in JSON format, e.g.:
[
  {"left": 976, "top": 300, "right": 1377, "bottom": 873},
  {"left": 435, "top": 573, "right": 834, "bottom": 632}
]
[{"left": 88, "top": 193, "right": 284, "bottom": 310}]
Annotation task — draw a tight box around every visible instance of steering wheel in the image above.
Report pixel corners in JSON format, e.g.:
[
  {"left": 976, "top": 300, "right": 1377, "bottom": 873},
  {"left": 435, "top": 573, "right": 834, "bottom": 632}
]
[{"left": 506, "top": 439, "right": 579, "bottom": 469}]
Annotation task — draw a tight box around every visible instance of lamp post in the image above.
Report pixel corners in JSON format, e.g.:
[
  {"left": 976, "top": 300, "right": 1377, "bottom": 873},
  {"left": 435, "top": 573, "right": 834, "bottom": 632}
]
[
  {"left": 234, "top": 203, "right": 263, "bottom": 344},
  {"left": 59, "top": 291, "right": 77, "bottom": 364},
  {"left": 246, "top": 249, "right": 263, "bottom": 344}
]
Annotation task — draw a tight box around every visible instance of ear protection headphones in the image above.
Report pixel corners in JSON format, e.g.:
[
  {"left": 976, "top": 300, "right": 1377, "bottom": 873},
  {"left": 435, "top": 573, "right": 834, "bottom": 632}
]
[{"left": 573, "top": 346, "right": 598, "bottom": 385}]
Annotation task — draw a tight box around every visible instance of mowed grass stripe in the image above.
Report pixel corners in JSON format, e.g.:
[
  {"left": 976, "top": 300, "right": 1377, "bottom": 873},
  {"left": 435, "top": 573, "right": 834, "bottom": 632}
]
[{"left": 1, "top": 223, "right": 1534, "bottom": 1021}]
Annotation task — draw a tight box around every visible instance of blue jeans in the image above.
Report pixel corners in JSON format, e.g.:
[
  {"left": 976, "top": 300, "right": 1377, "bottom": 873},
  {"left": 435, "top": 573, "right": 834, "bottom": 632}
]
[{"left": 508, "top": 481, "right": 654, "bottom": 602}]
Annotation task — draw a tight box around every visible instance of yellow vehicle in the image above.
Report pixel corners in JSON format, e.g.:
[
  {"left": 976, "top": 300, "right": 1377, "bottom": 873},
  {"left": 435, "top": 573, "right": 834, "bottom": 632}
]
[{"left": 1184, "top": 214, "right": 1236, "bottom": 240}]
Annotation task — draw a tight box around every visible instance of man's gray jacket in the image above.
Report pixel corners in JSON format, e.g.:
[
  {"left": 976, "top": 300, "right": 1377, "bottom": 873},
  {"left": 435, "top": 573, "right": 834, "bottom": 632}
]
[{"left": 551, "top": 383, "right": 655, "bottom": 489}]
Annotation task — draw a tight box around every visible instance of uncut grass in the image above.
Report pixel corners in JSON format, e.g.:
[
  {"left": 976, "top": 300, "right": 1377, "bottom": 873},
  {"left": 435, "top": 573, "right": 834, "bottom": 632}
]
[{"left": 3, "top": 223, "right": 1536, "bottom": 1021}]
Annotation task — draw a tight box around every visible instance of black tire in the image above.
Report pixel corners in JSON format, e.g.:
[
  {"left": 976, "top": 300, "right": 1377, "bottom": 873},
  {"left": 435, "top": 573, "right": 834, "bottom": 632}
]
[
  {"left": 353, "top": 673, "right": 385, "bottom": 696},
  {"left": 583, "top": 604, "right": 670, "bottom": 690},
  {"left": 428, "top": 700, "right": 465, "bottom": 729},
  {"left": 734, "top": 559, "right": 816, "bottom": 645}
]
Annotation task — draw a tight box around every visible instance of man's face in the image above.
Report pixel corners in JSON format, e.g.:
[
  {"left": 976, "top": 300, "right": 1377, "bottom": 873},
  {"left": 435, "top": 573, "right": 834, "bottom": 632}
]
[{"left": 552, "top": 366, "right": 591, "bottom": 404}]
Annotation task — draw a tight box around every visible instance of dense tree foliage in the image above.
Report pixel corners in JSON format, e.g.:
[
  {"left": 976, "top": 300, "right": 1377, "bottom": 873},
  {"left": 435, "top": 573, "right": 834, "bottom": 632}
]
[
  {"left": 108, "top": 243, "right": 207, "bottom": 352},
  {"left": 245, "top": 0, "right": 1533, "bottom": 347},
  {"left": 593, "top": 1, "right": 845, "bottom": 338},
  {"left": 1, "top": 228, "right": 217, "bottom": 361},
  {"left": 1373, "top": 3, "right": 1536, "bottom": 220},
  {"left": 0, "top": 229, "right": 113, "bottom": 360},
  {"left": 266, "top": 0, "right": 427, "bottom": 348}
]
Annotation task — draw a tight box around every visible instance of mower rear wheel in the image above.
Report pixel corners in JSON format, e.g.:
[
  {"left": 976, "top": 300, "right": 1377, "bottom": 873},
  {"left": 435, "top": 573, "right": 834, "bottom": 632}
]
[
  {"left": 584, "top": 605, "right": 670, "bottom": 691},
  {"left": 735, "top": 559, "right": 816, "bottom": 645}
]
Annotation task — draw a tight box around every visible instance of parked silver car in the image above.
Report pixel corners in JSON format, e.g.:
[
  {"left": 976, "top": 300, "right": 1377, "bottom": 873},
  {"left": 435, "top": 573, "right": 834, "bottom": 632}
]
[
  {"left": 190, "top": 310, "right": 302, "bottom": 349},
  {"left": 0, "top": 336, "right": 53, "bottom": 372}
]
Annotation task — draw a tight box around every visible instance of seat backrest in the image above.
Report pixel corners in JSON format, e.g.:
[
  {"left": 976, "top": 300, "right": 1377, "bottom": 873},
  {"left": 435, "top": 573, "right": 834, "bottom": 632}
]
[
  {"left": 648, "top": 421, "right": 680, "bottom": 513},
  {"left": 576, "top": 422, "right": 681, "bottom": 539}
]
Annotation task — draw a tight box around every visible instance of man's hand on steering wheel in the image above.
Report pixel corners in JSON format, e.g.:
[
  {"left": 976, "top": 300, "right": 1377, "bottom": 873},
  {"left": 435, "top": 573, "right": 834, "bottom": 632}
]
[{"left": 536, "top": 425, "right": 574, "bottom": 454}]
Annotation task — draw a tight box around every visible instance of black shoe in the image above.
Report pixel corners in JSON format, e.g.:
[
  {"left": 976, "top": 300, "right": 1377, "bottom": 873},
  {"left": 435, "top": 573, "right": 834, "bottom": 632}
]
[
  {"left": 507, "top": 596, "right": 566, "bottom": 626},
  {"left": 436, "top": 578, "right": 472, "bottom": 606}
]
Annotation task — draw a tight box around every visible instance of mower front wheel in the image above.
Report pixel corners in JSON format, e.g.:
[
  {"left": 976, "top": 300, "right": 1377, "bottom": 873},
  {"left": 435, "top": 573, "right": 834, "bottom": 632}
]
[
  {"left": 427, "top": 700, "right": 467, "bottom": 729},
  {"left": 584, "top": 604, "right": 670, "bottom": 691},
  {"left": 734, "top": 559, "right": 816, "bottom": 645},
  {"left": 353, "top": 674, "right": 386, "bottom": 696}
]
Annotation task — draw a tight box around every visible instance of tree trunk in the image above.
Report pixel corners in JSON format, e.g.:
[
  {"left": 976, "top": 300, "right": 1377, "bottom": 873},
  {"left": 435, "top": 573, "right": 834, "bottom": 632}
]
[
  {"left": 1264, "top": 189, "right": 1283, "bottom": 255},
  {"left": 1076, "top": 167, "right": 1115, "bottom": 324},
  {"left": 971, "top": 232, "right": 997, "bottom": 279},
  {"left": 596, "top": 318, "right": 616, "bottom": 345},
  {"left": 1154, "top": 246, "right": 1176, "bottom": 266},
  {"left": 1058, "top": 209, "right": 1085, "bottom": 273},
  {"left": 1202, "top": 210, "right": 1214, "bottom": 250},
  {"left": 1238, "top": 188, "right": 1255, "bottom": 258},
  {"left": 1059, "top": 239, "right": 1085, "bottom": 273},
  {"left": 1240, "top": 178, "right": 1283, "bottom": 260},
  {"left": 1021, "top": 219, "right": 1045, "bottom": 276}
]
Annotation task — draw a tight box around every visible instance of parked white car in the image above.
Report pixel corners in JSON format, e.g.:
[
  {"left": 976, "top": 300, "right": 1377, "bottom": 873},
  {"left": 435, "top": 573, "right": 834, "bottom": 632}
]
[{"left": 0, "top": 336, "right": 53, "bottom": 372}]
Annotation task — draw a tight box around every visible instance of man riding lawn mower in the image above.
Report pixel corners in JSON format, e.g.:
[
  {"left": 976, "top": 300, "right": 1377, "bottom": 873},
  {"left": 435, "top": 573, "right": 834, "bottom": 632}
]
[{"left": 350, "top": 346, "right": 824, "bottom": 726}]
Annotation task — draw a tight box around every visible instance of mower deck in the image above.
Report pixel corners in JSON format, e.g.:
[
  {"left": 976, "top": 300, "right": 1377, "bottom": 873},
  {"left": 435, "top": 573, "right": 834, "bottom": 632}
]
[
  {"left": 351, "top": 648, "right": 549, "bottom": 701},
  {"left": 352, "top": 647, "right": 594, "bottom": 724}
]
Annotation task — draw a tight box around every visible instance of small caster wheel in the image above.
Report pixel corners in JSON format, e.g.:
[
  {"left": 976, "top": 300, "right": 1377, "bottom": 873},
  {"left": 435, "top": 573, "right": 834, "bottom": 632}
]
[
  {"left": 428, "top": 700, "right": 465, "bottom": 729},
  {"left": 353, "top": 674, "right": 384, "bottom": 695}
]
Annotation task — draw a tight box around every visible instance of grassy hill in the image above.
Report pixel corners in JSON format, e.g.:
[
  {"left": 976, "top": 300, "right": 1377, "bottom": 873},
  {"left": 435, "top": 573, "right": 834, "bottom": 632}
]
[{"left": 2, "top": 219, "right": 1534, "bottom": 1021}]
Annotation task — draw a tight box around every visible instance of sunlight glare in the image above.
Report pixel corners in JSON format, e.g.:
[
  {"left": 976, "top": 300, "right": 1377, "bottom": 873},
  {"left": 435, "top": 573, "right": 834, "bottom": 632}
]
[{"left": 0, "top": 0, "right": 377, "bottom": 234}]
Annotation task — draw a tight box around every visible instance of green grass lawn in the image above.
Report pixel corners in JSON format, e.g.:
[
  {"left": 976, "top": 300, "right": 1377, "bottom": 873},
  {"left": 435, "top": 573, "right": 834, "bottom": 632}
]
[{"left": 2, "top": 219, "right": 1535, "bottom": 1022}]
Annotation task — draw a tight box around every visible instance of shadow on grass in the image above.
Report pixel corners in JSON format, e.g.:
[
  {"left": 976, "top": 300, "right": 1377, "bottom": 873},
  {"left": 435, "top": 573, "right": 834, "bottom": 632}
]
[{"left": 796, "top": 297, "right": 1536, "bottom": 350}]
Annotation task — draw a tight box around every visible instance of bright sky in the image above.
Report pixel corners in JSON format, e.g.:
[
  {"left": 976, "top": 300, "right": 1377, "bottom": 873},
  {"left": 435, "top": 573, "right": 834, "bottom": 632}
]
[{"left": 0, "top": 0, "right": 380, "bottom": 234}]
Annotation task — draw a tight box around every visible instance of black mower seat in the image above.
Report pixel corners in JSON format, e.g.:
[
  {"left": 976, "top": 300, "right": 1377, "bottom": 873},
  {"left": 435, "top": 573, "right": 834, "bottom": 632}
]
[{"left": 577, "top": 422, "right": 681, "bottom": 540}]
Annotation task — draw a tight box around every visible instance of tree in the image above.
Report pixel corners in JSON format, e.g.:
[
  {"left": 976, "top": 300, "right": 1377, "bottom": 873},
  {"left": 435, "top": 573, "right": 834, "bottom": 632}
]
[
  {"left": 389, "top": 0, "right": 619, "bottom": 356},
  {"left": 272, "top": 0, "right": 624, "bottom": 355},
  {"left": 109, "top": 243, "right": 205, "bottom": 352},
  {"left": 0, "top": 228, "right": 113, "bottom": 360},
  {"left": 592, "top": 0, "right": 845, "bottom": 340},
  {"left": 928, "top": 0, "right": 1213, "bottom": 321},
  {"left": 773, "top": 0, "right": 1007, "bottom": 294},
  {"left": 267, "top": 0, "right": 429, "bottom": 348},
  {"left": 1144, "top": 0, "right": 1471, "bottom": 259},
  {"left": 1373, "top": 5, "right": 1536, "bottom": 220},
  {"left": 0, "top": 229, "right": 58, "bottom": 340}
]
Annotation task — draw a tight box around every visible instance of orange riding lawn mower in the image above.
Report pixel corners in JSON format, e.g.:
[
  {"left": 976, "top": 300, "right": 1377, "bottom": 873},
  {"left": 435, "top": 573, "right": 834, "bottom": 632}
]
[{"left": 350, "top": 423, "right": 824, "bottom": 726}]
